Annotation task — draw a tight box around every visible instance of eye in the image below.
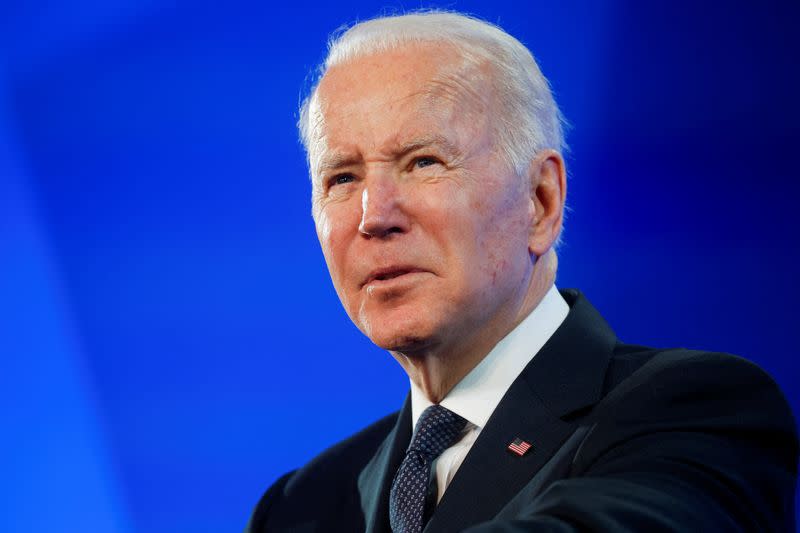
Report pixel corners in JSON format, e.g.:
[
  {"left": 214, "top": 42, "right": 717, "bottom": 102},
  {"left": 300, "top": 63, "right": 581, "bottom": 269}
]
[
  {"left": 413, "top": 156, "right": 439, "bottom": 169},
  {"left": 329, "top": 173, "right": 355, "bottom": 188}
]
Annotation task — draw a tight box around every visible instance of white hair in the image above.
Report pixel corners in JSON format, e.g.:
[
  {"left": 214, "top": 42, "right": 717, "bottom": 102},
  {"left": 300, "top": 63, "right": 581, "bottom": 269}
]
[{"left": 297, "top": 9, "right": 566, "bottom": 175}]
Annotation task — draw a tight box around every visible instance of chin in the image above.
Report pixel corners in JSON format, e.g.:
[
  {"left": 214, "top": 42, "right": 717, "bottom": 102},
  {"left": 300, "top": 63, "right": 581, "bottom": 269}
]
[
  {"left": 374, "top": 333, "right": 434, "bottom": 353},
  {"left": 358, "top": 309, "right": 438, "bottom": 353}
]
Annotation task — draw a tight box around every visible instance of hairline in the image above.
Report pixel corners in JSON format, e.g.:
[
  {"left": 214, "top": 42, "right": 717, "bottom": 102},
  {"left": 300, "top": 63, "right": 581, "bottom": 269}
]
[
  {"left": 309, "top": 44, "right": 503, "bottom": 184},
  {"left": 299, "top": 11, "right": 565, "bottom": 169},
  {"left": 303, "top": 38, "right": 506, "bottom": 169}
]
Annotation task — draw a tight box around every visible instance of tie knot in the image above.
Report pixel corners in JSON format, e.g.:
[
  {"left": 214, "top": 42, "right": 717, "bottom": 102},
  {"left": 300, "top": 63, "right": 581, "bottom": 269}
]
[{"left": 410, "top": 404, "right": 467, "bottom": 459}]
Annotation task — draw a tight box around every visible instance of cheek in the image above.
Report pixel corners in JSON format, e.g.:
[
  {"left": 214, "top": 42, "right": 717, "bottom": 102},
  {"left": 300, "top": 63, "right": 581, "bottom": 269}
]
[
  {"left": 316, "top": 206, "right": 361, "bottom": 289},
  {"left": 471, "top": 194, "right": 531, "bottom": 282},
  {"left": 316, "top": 212, "right": 345, "bottom": 275},
  {"left": 315, "top": 206, "right": 335, "bottom": 243}
]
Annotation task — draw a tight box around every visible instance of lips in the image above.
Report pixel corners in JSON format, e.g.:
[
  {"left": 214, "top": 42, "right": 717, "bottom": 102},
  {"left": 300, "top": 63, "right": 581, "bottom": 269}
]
[{"left": 362, "top": 266, "right": 426, "bottom": 287}]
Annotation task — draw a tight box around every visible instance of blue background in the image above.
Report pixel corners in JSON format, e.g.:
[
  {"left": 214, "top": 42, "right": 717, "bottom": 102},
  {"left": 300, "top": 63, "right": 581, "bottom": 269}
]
[{"left": 1, "top": 1, "right": 798, "bottom": 531}]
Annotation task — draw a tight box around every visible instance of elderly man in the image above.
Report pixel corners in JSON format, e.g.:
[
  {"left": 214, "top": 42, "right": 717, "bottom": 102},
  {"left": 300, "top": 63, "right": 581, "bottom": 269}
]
[{"left": 247, "top": 11, "right": 797, "bottom": 533}]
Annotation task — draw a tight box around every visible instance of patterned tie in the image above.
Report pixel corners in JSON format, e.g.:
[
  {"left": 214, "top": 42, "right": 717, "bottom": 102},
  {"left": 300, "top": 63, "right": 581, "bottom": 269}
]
[{"left": 389, "top": 404, "right": 467, "bottom": 533}]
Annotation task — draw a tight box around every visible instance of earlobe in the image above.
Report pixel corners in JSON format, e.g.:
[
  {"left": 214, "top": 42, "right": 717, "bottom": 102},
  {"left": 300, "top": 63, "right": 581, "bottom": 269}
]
[{"left": 527, "top": 149, "right": 567, "bottom": 257}]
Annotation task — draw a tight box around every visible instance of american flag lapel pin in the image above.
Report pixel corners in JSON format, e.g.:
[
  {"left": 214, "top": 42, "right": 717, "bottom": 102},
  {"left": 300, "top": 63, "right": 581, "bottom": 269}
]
[{"left": 507, "top": 438, "right": 532, "bottom": 457}]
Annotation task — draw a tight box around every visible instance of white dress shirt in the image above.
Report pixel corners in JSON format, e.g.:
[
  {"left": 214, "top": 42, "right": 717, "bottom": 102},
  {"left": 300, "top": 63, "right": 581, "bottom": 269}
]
[{"left": 409, "top": 284, "right": 569, "bottom": 503}]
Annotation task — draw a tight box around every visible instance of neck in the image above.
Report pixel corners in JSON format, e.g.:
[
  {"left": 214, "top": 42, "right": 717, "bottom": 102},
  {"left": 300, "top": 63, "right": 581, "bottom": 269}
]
[{"left": 392, "top": 250, "right": 557, "bottom": 403}]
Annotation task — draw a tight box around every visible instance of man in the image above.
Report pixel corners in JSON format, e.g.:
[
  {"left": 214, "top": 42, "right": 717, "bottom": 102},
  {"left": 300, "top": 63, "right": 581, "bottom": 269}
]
[{"left": 247, "top": 11, "right": 797, "bottom": 532}]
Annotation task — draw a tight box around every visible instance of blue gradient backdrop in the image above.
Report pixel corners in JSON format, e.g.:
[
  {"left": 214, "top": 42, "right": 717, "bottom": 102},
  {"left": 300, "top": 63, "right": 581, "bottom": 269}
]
[{"left": 1, "top": 1, "right": 798, "bottom": 531}]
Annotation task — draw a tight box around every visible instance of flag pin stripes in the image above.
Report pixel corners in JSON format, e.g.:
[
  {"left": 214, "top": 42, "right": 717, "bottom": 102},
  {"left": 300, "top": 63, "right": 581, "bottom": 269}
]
[{"left": 507, "top": 438, "right": 532, "bottom": 456}]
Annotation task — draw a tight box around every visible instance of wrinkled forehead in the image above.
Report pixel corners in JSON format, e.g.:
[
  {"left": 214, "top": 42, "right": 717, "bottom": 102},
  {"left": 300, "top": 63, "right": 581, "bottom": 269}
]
[{"left": 305, "top": 43, "right": 496, "bottom": 178}]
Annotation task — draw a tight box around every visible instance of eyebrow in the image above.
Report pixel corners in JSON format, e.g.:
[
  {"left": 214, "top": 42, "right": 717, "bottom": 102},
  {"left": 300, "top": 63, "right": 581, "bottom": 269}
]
[
  {"left": 395, "top": 134, "right": 461, "bottom": 159},
  {"left": 316, "top": 153, "right": 361, "bottom": 176},
  {"left": 316, "top": 134, "right": 461, "bottom": 176}
]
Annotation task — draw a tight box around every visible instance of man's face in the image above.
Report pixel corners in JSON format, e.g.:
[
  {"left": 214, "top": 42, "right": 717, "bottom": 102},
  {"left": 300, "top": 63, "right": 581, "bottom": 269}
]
[{"left": 309, "top": 44, "right": 536, "bottom": 354}]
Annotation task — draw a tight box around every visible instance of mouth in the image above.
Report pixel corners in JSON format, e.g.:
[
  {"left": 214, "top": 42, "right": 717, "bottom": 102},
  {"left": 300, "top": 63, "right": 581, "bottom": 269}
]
[{"left": 362, "top": 267, "right": 426, "bottom": 287}]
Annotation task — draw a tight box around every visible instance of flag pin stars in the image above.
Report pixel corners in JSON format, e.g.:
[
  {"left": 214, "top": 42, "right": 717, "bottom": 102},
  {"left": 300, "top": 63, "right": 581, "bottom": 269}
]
[{"left": 507, "top": 438, "right": 532, "bottom": 456}]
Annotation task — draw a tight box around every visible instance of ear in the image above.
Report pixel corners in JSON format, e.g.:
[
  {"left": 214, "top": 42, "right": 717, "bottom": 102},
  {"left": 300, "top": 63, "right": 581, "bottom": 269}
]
[{"left": 527, "top": 149, "right": 567, "bottom": 257}]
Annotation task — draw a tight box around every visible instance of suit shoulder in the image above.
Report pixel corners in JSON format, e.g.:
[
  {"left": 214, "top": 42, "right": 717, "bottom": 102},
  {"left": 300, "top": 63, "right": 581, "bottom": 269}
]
[
  {"left": 607, "top": 345, "right": 787, "bottom": 398},
  {"left": 573, "top": 348, "right": 798, "bottom": 529},
  {"left": 610, "top": 347, "right": 785, "bottom": 393},
  {"left": 600, "top": 347, "right": 797, "bottom": 442}
]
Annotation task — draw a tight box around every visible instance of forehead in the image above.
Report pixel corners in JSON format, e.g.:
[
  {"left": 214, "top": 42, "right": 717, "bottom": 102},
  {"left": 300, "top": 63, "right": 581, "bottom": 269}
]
[{"left": 307, "top": 43, "right": 494, "bottom": 174}]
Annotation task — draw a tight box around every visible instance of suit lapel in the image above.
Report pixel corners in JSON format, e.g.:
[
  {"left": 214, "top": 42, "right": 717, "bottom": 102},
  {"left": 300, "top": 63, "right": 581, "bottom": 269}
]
[
  {"left": 425, "top": 376, "right": 574, "bottom": 532},
  {"left": 358, "top": 394, "right": 412, "bottom": 533},
  {"left": 425, "top": 290, "right": 617, "bottom": 532}
]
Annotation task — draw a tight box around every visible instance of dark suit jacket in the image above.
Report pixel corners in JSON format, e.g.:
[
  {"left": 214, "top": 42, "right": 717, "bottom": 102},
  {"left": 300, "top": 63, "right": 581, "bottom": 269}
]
[{"left": 246, "top": 289, "right": 798, "bottom": 532}]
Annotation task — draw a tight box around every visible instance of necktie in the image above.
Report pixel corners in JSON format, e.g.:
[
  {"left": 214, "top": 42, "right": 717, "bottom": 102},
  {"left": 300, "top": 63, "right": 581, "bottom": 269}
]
[{"left": 389, "top": 404, "right": 467, "bottom": 533}]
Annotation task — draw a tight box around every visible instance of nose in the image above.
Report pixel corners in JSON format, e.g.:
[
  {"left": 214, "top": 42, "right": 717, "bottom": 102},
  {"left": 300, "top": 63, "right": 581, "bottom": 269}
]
[{"left": 358, "top": 175, "right": 409, "bottom": 238}]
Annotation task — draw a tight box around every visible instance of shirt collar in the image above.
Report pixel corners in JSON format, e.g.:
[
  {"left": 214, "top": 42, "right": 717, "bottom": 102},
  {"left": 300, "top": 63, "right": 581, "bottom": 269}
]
[{"left": 410, "top": 284, "right": 569, "bottom": 430}]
